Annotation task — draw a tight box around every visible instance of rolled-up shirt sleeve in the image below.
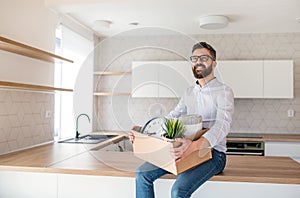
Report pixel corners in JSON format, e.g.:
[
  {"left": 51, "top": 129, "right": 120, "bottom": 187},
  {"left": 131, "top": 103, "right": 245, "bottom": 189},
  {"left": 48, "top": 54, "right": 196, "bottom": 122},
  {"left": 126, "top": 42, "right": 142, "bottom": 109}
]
[{"left": 202, "top": 86, "right": 234, "bottom": 147}]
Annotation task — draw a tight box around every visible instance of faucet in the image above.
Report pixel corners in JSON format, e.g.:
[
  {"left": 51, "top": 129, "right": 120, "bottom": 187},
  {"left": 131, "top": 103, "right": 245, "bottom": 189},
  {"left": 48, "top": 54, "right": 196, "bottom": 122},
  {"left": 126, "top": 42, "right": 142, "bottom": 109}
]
[{"left": 75, "top": 113, "right": 90, "bottom": 139}]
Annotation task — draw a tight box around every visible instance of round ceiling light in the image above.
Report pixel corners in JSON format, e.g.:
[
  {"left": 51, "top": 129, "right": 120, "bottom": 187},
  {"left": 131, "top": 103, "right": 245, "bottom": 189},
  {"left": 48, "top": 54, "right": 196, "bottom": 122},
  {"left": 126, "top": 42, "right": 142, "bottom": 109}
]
[{"left": 199, "top": 15, "right": 228, "bottom": 30}]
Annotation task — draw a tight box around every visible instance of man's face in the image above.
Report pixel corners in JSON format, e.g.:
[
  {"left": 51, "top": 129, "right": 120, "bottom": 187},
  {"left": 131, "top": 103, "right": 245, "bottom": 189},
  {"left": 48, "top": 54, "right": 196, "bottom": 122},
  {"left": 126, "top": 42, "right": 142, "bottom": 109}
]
[{"left": 190, "top": 48, "right": 215, "bottom": 79}]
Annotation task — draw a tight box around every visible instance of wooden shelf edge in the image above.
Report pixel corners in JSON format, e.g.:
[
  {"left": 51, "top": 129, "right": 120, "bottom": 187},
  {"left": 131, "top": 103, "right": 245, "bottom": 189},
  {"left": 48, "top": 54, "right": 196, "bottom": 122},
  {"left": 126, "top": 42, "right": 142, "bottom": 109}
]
[
  {"left": 94, "top": 92, "right": 131, "bottom": 96},
  {"left": 0, "top": 81, "right": 73, "bottom": 92},
  {"left": 0, "top": 36, "right": 73, "bottom": 63},
  {"left": 94, "top": 71, "right": 131, "bottom": 75}
]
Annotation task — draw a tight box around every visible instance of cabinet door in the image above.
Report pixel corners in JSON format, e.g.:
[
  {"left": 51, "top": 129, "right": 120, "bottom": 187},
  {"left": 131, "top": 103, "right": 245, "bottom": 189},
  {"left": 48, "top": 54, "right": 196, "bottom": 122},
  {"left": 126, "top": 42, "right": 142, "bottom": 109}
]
[
  {"left": 263, "top": 60, "right": 293, "bottom": 98},
  {"left": 265, "top": 142, "right": 300, "bottom": 157},
  {"left": 158, "top": 61, "right": 195, "bottom": 98},
  {"left": 216, "top": 61, "right": 264, "bottom": 98},
  {"left": 0, "top": 171, "right": 57, "bottom": 198},
  {"left": 132, "top": 61, "right": 159, "bottom": 97}
]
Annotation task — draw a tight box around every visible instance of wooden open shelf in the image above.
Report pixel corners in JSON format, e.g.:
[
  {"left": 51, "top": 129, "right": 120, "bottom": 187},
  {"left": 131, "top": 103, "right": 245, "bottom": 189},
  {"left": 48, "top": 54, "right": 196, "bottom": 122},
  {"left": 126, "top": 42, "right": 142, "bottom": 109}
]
[
  {"left": 0, "top": 36, "right": 73, "bottom": 63},
  {"left": 0, "top": 81, "right": 73, "bottom": 92},
  {"left": 94, "top": 71, "right": 131, "bottom": 96},
  {"left": 94, "top": 71, "right": 131, "bottom": 75},
  {"left": 94, "top": 92, "right": 131, "bottom": 96}
]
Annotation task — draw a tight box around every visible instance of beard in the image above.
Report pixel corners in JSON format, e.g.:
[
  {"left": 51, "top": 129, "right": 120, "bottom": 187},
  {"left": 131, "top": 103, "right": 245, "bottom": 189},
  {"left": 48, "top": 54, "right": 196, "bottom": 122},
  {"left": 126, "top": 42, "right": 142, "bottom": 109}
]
[{"left": 192, "top": 63, "right": 213, "bottom": 79}]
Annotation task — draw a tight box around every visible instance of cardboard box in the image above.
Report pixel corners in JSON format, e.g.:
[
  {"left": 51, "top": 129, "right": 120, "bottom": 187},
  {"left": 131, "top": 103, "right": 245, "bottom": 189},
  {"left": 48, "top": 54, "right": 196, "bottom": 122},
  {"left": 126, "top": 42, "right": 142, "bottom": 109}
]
[{"left": 132, "top": 128, "right": 212, "bottom": 175}]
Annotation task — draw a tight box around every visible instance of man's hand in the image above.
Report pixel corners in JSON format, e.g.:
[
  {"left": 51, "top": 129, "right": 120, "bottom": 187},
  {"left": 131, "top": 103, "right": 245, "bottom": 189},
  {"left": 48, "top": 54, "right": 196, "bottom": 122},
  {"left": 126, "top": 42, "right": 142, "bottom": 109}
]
[
  {"left": 174, "top": 137, "right": 210, "bottom": 163},
  {"left": 128, "top": 132, "right": 135, "bottom": 144},
  {"left": 171, "top": 138, "right": 192, "bottom": 160},
  {"left": 129, "top": 126, "right": 141, "bottom": 144},
  {"left": 131, "top": 126, "right": 141, "bottom": 132}
]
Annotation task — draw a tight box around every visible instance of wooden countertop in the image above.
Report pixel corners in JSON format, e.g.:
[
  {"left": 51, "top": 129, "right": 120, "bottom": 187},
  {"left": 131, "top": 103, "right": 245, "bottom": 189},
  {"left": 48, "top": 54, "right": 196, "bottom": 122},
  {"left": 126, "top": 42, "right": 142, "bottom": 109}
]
[
  {"left": 261, "top": 134, "right": 300, "bottom": 142},
  {"left": 227, "top": 133, "right": 300, "bottom": 142},
  {"left": 0, "top": 135, "right": 299, "bottom": 185}
]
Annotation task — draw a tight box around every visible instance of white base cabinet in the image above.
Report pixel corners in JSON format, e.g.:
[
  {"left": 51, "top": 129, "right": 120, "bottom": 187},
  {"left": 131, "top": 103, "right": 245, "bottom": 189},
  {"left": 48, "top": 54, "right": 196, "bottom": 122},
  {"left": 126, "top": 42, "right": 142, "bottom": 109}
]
[
  {"left": 1, "top": 171, "right": 300, "bottom": 198},
  {"left": 265, "top": 142, "right": 300, "bottom": 157},
  {"left": 57, "top": 174, "right": 135, "bottom": 198},
  {"left": 0, "top": 171, "right": 135, "bottom": 198},
  {"left": 158, "top": 180, "right": 300, "bottom": 198},
  {"left": 0, "top": 171, "right": 57, "bottom": 198}
]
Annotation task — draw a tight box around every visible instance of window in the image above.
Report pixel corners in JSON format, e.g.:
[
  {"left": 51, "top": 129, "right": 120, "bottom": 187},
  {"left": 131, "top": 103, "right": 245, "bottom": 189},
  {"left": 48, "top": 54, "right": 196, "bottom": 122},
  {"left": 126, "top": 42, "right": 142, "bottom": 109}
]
[{"left": 55, "top": 25, "right": 94, "bottom": 139}]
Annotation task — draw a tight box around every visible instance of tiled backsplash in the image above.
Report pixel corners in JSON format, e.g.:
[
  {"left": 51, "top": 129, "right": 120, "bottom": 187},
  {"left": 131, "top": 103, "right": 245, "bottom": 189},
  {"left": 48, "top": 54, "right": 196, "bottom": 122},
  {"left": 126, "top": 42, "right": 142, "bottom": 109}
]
[
  {"left": 94, "top": 32, "right": 300, "bottom": 134},
  {"left": 0, "top": 90, "right": 54, "bottom": 154}
]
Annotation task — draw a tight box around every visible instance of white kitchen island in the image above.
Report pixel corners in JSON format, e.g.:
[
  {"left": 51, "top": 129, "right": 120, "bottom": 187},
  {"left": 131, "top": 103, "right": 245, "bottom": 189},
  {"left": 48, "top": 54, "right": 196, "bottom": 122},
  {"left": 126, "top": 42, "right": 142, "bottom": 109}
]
[{"left": 0, "top": 133, "right": 300, "bottom": 198}]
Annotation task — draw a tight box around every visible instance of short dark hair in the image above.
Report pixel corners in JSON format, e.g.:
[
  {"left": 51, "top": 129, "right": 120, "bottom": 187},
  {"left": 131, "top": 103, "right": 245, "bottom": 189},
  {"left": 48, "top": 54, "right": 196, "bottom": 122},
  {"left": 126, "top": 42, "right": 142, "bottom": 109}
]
[{"left": 192, "top": 42, "right": 216, "bottom": 60}]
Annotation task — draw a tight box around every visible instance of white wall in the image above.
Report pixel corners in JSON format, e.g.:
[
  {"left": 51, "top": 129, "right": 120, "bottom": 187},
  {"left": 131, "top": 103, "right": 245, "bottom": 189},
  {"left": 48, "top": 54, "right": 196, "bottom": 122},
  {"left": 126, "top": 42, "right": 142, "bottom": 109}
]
[
  {"left": 94, "top": 32, "right": 300, "bottom": 134},
  {"left": 0, "top": 0, "right": 59, "bottom": 154},
  {"left": 0, "top": 0, "right": 95, "bottom": 153},
  {"left": 0, "top": 0, "right": 57, "bottom": 86}
]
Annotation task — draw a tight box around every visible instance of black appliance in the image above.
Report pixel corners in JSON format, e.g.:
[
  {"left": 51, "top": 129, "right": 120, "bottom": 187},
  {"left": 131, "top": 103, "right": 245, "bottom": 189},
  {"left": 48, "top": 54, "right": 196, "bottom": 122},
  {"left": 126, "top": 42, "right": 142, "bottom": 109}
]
[{"left": 226, "top": 133, "right": 264, "bottom": 156}]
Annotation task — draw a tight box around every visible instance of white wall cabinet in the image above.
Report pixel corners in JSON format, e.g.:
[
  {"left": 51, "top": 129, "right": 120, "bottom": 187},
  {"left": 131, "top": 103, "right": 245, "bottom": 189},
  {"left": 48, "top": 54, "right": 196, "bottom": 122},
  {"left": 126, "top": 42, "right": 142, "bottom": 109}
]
[
  {"left": 158, "top": 61, "right": 195, "bottom": 97},
  {"left": 132, "top": 60, "right": 293, "bottom": 98},
  {"left": 132, "top": 61, "right": 159, "bottom": 97},
  {"left": 263, "top": 60, "right": 293, "bottom": 98},
  {"left": 216, "top": 60, "right": 293, "bottom": 98},
  {"left": 215, "top": 60, "right": 264, "bottom": 98},
  {"left": 132, "top": 61, "right": 194, "bottom": 98}
]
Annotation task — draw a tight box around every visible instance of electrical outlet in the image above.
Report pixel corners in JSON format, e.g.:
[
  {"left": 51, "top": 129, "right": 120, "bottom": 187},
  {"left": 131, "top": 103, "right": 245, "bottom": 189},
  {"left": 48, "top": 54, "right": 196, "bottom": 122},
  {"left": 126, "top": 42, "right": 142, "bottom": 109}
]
[
  {"left": 45, "top": 110, "right": 51, "bottom": 118},
  {"left": 287, "top": 109, "right": 294, "bottom": 118}
]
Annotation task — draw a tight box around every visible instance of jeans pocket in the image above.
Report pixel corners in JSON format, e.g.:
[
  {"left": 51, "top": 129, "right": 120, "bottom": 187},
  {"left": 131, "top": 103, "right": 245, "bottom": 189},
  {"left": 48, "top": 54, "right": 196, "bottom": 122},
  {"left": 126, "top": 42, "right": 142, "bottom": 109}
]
[{"left": 216, "top": 152, "right": 226, "bottom": 172}]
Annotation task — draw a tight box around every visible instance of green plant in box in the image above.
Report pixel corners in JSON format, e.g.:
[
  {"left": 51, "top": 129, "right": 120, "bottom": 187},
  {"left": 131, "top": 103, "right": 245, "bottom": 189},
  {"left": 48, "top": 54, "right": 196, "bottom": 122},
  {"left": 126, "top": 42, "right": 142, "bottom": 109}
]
[{"left": 163, "top": 118, "right": 185, "bottom": 139}]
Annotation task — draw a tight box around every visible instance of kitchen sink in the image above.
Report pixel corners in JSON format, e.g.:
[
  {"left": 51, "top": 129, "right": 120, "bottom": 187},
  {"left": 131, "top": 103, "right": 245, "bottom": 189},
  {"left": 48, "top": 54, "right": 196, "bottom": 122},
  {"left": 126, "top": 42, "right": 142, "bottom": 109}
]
[{"left": 58, "top": 134, "right": 118, "bottom": 144}]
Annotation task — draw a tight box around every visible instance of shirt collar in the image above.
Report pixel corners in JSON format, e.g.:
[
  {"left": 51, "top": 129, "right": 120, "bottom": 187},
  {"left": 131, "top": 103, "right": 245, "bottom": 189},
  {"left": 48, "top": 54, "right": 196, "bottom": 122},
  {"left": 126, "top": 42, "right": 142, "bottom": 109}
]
[{"left": 195, "top": 77, "right": 217, "bottom": 88}]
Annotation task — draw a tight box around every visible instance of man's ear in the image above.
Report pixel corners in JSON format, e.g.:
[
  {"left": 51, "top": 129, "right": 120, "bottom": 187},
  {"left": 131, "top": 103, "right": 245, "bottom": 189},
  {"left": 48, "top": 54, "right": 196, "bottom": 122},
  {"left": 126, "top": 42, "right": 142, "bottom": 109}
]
[{"left": 213, "top": 60, "right": 217, "bottom": 68}]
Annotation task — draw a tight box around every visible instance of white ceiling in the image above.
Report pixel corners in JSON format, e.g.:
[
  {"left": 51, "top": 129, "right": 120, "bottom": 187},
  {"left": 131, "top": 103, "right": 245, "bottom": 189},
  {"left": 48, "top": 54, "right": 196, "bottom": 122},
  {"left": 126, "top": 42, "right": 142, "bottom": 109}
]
[{"left": 47, "top": 0, "right": 300, "bottom": 37}]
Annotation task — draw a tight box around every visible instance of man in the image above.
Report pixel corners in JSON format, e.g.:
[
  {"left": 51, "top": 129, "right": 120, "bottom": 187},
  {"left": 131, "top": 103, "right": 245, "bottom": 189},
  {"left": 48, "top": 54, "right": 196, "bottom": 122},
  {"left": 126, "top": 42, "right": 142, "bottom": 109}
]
[{"left": 129, "top": 42, "right": 234, "bottom": 198}]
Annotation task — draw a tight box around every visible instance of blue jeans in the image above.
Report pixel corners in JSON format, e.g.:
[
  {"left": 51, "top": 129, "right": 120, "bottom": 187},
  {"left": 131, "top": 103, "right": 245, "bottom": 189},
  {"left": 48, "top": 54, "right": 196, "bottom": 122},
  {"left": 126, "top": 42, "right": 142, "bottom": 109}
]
[{"left": 135, "top": 149, "right": 226, "bottom": 198}]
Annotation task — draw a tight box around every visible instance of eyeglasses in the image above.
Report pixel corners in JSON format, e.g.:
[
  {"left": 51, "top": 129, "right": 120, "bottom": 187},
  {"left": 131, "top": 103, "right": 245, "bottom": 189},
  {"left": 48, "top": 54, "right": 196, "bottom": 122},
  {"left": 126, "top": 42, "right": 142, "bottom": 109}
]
[{"left": 189, "top": 55, "right": 215, "bottom": 63}]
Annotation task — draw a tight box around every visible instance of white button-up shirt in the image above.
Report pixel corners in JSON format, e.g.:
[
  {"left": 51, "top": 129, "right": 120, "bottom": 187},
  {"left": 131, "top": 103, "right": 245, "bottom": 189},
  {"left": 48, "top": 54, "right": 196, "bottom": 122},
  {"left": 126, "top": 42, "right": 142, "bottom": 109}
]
[{"left": 168, "top": 78, "right": 234, "bottom": 153}]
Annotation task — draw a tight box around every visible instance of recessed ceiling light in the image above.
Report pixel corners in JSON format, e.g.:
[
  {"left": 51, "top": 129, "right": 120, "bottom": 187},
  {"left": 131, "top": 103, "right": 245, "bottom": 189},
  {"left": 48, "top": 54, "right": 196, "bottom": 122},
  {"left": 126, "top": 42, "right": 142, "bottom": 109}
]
[
  {"left": 93, "top": 20, "right": 112, "bottom": 30},
  {"left": 296, "top": 17, "right": 300, "bottom": 23},
  {"left": 128, "top": 22, "right": 139, "bottom": 26},
  {"left": 199, "top": 15, "right": 229, "bottom": 30}
]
